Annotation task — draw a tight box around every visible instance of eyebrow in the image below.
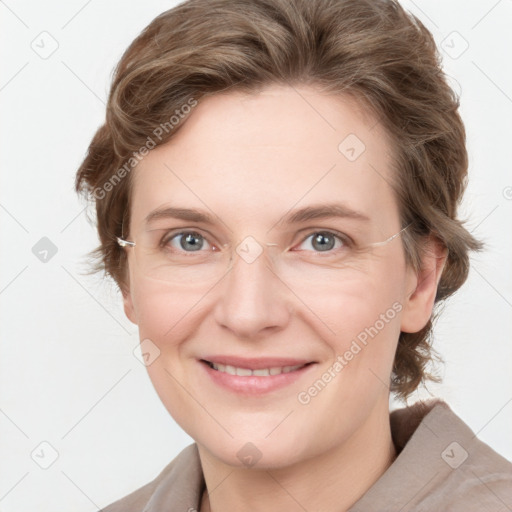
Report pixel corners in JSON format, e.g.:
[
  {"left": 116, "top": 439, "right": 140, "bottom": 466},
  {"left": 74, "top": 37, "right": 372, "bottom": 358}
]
[
  {"left": 144, "top": 202, "right": 371, "bottom": 227},
  {"left": 282, "top": 203, "right": 370, "bottom": 224}
]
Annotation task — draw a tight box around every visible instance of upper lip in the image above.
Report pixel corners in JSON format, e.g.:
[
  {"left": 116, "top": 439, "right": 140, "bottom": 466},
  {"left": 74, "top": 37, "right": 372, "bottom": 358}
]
[{"left": 200, "top": 356, "right": 316, "bottom": 370}]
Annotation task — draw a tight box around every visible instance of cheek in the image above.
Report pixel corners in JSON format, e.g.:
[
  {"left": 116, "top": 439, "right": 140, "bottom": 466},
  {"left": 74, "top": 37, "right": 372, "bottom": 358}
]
[
  {"left": 298, "top": 297, "right": 401, "bottom": 437},
  {"left": 129, "top": 279, "right": 207, "bottom": 428},
  {"left": 312, "top": 273, "right": 404, "bottom": 385},
  {"left": 340, "top": 300, "right": 400, "bottom": 371},
  {"left": 291, "top": 288, "right": 403, "bottom": 451},
  {"left": 131, "top": 278, "right": 206, "bottom": 342}
]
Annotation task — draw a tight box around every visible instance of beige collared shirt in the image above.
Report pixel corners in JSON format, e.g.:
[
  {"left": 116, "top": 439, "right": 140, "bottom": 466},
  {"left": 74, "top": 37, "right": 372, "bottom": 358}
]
[{"left": 102, "top": 400, "right": 512, "bottom": 511}]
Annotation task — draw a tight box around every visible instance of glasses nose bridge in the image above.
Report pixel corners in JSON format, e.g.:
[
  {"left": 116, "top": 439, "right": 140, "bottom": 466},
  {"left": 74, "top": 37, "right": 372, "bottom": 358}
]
[{"left": 226, "top": 236, "right": 281, "bottom": 274}]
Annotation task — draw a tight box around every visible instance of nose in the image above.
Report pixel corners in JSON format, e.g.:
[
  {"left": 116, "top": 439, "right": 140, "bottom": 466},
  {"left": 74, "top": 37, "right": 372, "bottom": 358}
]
[{"left": 213, "top": 241, "right": 291, "bottom": 339}]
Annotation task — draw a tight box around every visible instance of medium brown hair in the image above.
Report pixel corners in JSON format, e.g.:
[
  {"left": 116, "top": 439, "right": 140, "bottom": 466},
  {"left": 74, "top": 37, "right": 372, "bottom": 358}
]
[{"left": 75, "top": 0, "right": 484, "bottom": 401}]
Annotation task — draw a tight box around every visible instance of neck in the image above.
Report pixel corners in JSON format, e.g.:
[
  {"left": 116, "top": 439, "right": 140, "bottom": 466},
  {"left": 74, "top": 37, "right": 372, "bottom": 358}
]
[{"left": 198, "top": 400, "right": 397, "bottom": 512}]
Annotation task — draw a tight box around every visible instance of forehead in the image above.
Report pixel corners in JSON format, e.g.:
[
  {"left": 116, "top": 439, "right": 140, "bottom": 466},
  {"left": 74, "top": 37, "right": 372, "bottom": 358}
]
[{"left": 130, "top": 84, "right": 400, "bottom": 233}]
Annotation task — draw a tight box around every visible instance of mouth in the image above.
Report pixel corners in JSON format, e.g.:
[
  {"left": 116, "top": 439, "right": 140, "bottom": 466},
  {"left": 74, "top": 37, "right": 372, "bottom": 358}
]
[
  {"left": 201, "top": 359, "right": 314, "bottom": 376},
  {"left": 199, "top": 358, "right": 317, "bottom": 395}
]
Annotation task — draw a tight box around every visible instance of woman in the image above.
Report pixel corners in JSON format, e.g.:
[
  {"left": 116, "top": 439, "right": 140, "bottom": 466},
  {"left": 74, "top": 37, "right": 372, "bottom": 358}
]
[{"left": 75, "top": 0, "right": 512, "bottom": 510}]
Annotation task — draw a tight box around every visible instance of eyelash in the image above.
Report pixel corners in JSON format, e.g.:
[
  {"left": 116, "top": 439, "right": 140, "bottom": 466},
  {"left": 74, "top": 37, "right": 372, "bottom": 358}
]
[{"left": 160, "top": 229, "right": 353, "bottom": 255}]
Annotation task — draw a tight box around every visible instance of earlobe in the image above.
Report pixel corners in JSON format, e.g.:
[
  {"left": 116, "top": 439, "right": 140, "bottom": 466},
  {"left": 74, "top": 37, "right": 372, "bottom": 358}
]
[
  {"left": 122, "top": 287, "right": 138, "bottom": 325},
  {"left": 400, "top": 237, "right": 447, "bottom": 334}
]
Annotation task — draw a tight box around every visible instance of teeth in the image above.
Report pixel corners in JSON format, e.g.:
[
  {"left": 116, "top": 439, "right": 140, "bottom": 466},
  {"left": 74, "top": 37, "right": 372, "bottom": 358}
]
[{"left": 210, "top": 362, "right": 305, "bottom": 376}]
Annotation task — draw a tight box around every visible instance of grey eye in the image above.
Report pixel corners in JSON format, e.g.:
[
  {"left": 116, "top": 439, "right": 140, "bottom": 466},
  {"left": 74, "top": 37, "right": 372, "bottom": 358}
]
[
  {"left": 299, "top": 231, "right": 344, "bottom": 252},
  {"left": 167, "top": 231, "right": 210, "bottom": 252}
]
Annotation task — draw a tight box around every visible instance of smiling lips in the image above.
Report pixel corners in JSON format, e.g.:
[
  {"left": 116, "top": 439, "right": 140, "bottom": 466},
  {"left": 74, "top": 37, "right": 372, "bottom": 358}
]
[
  {"left": 202, "top": 356, "right": 314, "bottom": 373},
  {"left": 205, "top": 360, "right": 307, "bottom": 376},
  {"left": 200, "top": 356, "right": 316, "bottom": 393}
]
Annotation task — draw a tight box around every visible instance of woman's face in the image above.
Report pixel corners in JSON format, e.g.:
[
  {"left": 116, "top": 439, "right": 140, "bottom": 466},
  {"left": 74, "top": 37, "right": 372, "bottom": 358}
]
[{"left": 122, "top": 84, "right": 424, "bottom": 469}]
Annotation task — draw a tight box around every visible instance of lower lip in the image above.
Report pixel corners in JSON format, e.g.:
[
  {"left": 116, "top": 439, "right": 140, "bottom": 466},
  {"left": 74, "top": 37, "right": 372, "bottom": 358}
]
[{"left": 199, "top": 360, "right": 316, "bottom": 395}]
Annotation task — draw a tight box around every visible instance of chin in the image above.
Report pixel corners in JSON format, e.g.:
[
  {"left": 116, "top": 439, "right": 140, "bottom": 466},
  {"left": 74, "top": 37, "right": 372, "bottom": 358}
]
[{"left": 197, "top": 432, "right": 312, "bottom": 471}]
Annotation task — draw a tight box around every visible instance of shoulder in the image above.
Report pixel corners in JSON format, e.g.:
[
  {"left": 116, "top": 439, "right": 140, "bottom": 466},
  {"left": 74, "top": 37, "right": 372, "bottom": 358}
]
[
  {"left": 350, "top": 399, "right": 512, "bottom": 511},
  {"left": 100, "top": 443, "right": 203, "bottom": 512},
  {"left": 100, "top": 477, "right": 159, "bottom": 512},
  {"left": 418, "top": 401, "right": 512, "bottom": 511}
]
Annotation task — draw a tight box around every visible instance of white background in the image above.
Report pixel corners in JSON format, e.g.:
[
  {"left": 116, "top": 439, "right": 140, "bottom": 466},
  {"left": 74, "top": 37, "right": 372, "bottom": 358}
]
[{"left": 1, "top": 1, "right": 511, "bottom": 510}]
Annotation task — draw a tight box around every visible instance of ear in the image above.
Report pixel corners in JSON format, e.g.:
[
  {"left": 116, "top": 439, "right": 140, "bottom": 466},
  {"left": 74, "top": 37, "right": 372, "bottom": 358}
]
[
  {"left": 400, "top": 236, "right": 447, "bottom": 333},
  {"left": 121, "top": 284, "right": 138, "bottom": 325}
]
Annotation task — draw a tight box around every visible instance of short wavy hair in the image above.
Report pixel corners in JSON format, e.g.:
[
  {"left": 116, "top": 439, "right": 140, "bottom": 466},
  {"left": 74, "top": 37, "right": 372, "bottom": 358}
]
[{"left": 75, "top": 0, "right": 484, "bottom": 401}]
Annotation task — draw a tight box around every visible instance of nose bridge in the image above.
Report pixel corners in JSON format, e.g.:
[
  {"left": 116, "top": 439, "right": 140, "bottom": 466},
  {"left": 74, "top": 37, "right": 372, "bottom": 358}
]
[
  {"left": 213, "top": 235, "right": 289, "bottom": 336},
  {"left": 227, "top": 235, "right": 278, "bottom": 294},
  {"left": 231, "top": 234, "right": 284, "bottom": 285}
]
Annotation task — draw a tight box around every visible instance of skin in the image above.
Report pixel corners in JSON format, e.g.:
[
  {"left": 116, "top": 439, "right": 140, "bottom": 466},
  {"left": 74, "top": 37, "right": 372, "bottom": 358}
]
[{"left": 122, "top": 84, "right": 447, "bottom": 512}]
